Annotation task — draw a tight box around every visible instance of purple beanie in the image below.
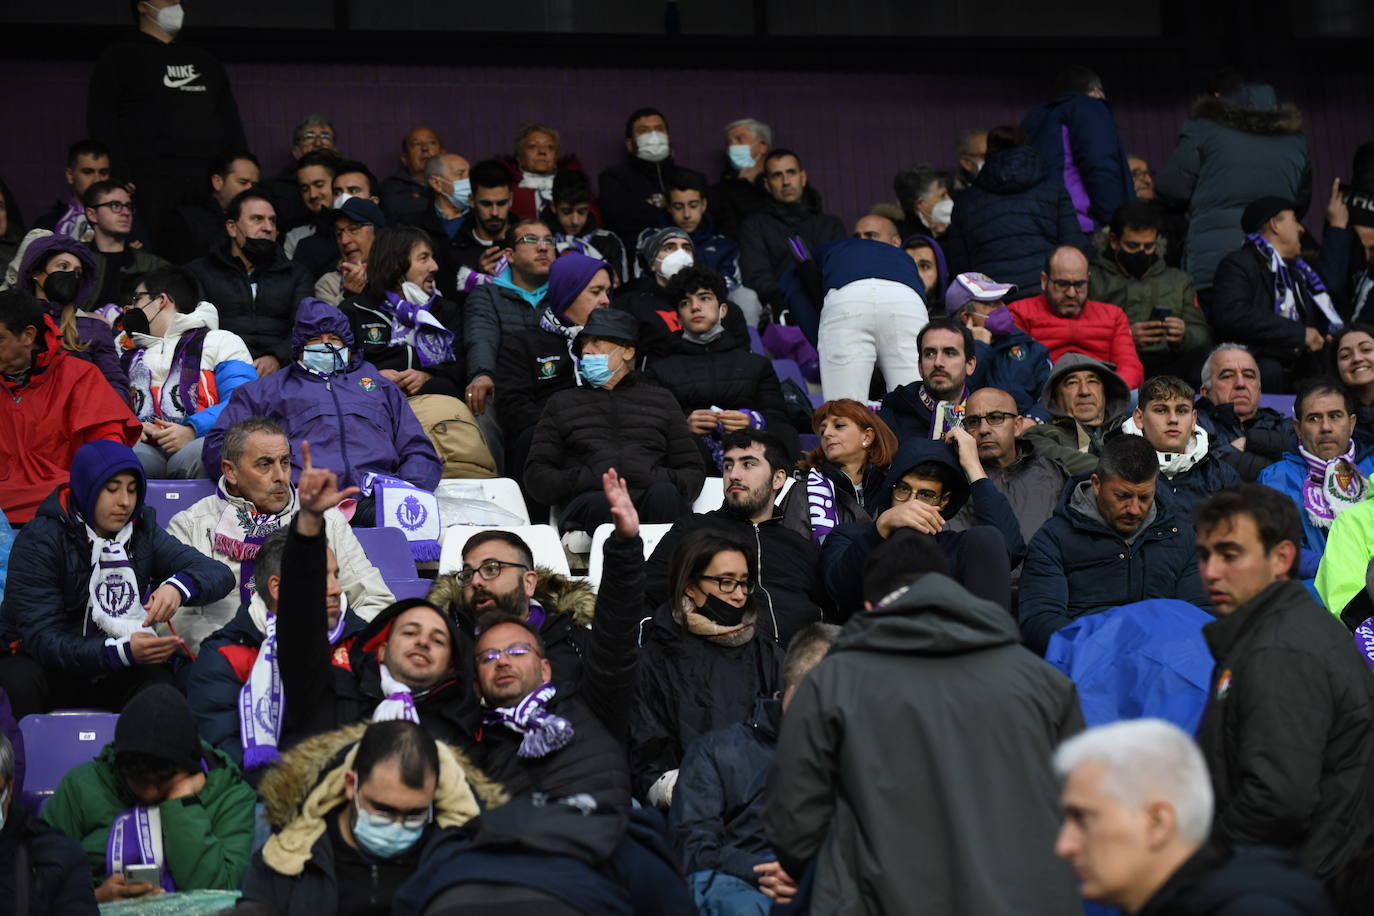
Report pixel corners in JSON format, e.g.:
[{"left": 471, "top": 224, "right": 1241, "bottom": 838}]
[{"left": 547, "top": 252, "right": 610, "bottom": 319}]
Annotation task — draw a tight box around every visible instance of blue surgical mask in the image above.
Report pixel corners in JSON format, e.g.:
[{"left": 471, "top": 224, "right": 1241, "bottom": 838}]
[
  {"left": 351, "top": 793, "right": 426, "bottom": 860},
  {"left": 579, "top": 353, "right": 616, "bottom": 387},
  {"left": 300, "top": 343, "right": 349, "bottom": 375},
  {"left": 446, "top": 178, "right": 471, "bottom": 212},
  {"left": 728, "top": 144, "right": 756, "bottom": 171}
]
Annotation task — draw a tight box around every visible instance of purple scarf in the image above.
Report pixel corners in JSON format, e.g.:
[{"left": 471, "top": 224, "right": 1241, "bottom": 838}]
[
  {"left": 213, "top": 480, "right": 298, "bottom": 605},
  {"left": 484, "top": 682, "right": 574, "bottom": 759},
  {"left": 1247, "top": 232, "right": 1344, "bottom": 331},
  {"left": 382, "top": 290, "right": 457, "bottom": 368},
  {"left": 919, "top": 384, "right": 968, "bottom": 438},
  {"left": 106, "top": 806, "right": 177, "bottom": 893},
  {"left": 122, "top": 328, "right": 208, "bottom": 423},
  {"left": 804, "top": 468, "right": 843, "bottom": 546},
  {"left": 1300, "top": 441, "right": 1368, "bottom": 529},
  {"left": 1356, "top": 617, "right": 1374, "bottom": 672},
  {"left": 54, "top": 197, "right": 92, "bottom": 242}
]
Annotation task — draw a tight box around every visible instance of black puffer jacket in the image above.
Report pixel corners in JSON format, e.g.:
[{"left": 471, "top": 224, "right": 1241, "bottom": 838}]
[
  {"left": 0, "top": 802, "right": 99, "bottom": 915},
  {"left": 185, "top": 239, "right": 314, "bottom": 363},
  {"left": 942, "top": 144, "right": 1090, "bottom": 292},
  {"left": 629, "top": 604, "right": 784, "bottom": 799},
  {"left": 494, "top": 322, "right": 581, "bottom": 438},
  {"left": 1135, "top": 843, "right": 1334, "bottom": 916},
  {"left": 1210, "top": 243, "right": 1333, "bottom": 365},
  {"left": 612, "top": 276, "right": 751, "bottom": 361},
  {"left": 738, "top": 195, "right": 846, "bottom": 305},
  {"left": 338, "top": 289, "right": 467, "bottom": 398},
  {"left": 523, "top": 372, "right": 705, "bottom": 510},
  {"left": 1199, "top": 578, "right": 1374, "bottom": 881},
  {"left": 414, "top": 208, "right": 490, "bottom": 300},
  {"left": 463, "top": 281, "right": 546, "bottom": 384},
  {"left": 1194, "top": 399, "right": 1290, "bottom": 481}
]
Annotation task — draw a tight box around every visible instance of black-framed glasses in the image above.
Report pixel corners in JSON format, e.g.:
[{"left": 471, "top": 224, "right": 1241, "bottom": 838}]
[
  {"left": 892, "top": 481, "right": 944, "bottom": 506},
  {"left": 962, "top": 411, "right": 1015, "bottom": 429},
  {"left": 514, "top": 234, "right": 556, "bottom": 248},
  {"left": 93, "top": 200, "right": 135, "bottom": 214},
  {"left": 125, "top": 289, "right": 158, "bottom": 308},
  {"left": 456, "top": 559, "right": 529, "bottom": 584},
  {"left": 1048, "top": 278, "right": 1088, "bottom": 293},
  {"left": 699, "top": 575, "right": 754, "bottom": 595},
  {"left": 476, "top": 641, "right": 537, "bottom": 666}
]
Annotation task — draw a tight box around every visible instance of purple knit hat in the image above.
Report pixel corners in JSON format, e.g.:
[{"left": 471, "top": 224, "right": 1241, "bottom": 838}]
[{"left": 547, "top": 252, "right": 610, "bottom": 319}]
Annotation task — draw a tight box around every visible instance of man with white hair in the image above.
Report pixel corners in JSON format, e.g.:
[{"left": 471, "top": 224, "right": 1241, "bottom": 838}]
[
  {"left": 1194, "top": 342, "right": 1289, "bottom": 480},
  {"left": 1055, "top": 718, "right": 1331, "bottom": 914},
  {"left": 713, "top": 117, "right": 773, "bottom": 238}
]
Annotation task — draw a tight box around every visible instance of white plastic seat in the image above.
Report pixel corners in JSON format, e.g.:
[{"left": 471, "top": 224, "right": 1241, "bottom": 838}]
[
  {"left": 692, "top": 477, "right": 724, "bottom": 514},
  {"left": 439, "top": 524, "right": 570, "bottom": 577},
  {"left": 586, "top": 522, "right": 673, "bottom": 590},
  {"left": 434, "top": 478, "right": 531, "bottom": 526}
]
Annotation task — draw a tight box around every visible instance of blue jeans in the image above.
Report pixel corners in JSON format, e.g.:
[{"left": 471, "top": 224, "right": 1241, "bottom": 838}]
[{"left": 689, "top": 870, "right": 771, "bottom": 916}]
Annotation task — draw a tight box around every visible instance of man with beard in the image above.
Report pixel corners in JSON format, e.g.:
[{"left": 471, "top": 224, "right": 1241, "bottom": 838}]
[
  {"left": 644, "top": 430, "right": 831, "bottom": 646},
  {"left": 879, "top": 317, "right": 976, "bottom": 443}
]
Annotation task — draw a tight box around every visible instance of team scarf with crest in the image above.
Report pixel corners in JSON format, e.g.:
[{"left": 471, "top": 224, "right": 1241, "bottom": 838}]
[
  {"left": 363, "top": 472, "right": 441, "bottom": 562},
  {"left": 919, "top": 384, "right": 968, "bottom": 439},
  {"left": 213, "top": 479, "right": 299, "bottom": 605},
  {"left": 1300, "top": 441, "right": 1369, "bottom": 529},
  {"left": 87, "top": 521, "right": 150, "bottom": 640}
]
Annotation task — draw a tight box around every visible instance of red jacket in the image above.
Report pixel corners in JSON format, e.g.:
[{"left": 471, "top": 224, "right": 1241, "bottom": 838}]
[
  {"left": 1, "top": 316, "right": 141, "bottom": 523},
  {"left": 1009, "top": 294, "right": 1144, "bottom": 388}
]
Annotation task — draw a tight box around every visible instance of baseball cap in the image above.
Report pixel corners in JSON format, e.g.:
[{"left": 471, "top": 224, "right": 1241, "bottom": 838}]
[{"left": 945, "top": 272, "right": 1017, "bottom": 312}]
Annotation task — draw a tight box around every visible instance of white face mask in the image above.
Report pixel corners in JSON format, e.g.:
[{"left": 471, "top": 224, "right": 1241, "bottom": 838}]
[
  {"left": 146, "top": 1, "right": 184, "bottom": 35},
  {"left": 635, "top": 131, "right": 671, "bottom": 163},
  {"left": 931, "top": 199, "right": 954, "bottom": 228},
  {"left": 657, "top": 248, "right": 693, "bottom": 280}
]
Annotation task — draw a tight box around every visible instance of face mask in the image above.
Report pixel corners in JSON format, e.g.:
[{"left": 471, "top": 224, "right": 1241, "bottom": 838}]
[
  {"left": 728, "top": 145, "right": 756, "bottom": 171},
  {"left": 931, "top": 199, "right": 954, "bottom": 227},
  {"left": 635, "top": 131, "right": 671, "bottom": 163},
  {"left": 240, "top": 237, "right": 278, "bottom": 268},
  {"left": 300, "top": 343, "right": 349, "bottom": 375},
  {"left": 43, "top": 270, "right": 82, "bottom": 306},
  {"left": 446, "top": 178, "right": 471, "bottom": 212},
  {"left": 657, "top": 248, "right": 693, "bottom": 280},
  {"left": 697, "top": 594, "right": 746, "bottom": 627},
  {"left": 352, "top": 792, "right": 425, "bottom": 860},
  {"left": 331, "top": 193, "right": 355, "bottom": 210},
  {"left": 1116, "top": 249, "right": 1156, "bottom": 279},
  {"left": 148, "top": 2, "right": 184, "bottom": 35},
  {"left": 972, "top": 159, "right": 984, "bottom": 176},
  {"left": 579, "top": 352, "right": 617, "bottom": 388}
]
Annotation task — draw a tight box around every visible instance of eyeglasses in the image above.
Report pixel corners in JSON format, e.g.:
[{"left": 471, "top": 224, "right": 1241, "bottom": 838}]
[
  {"left": 93, "top": 200, "right": 135, "bottom": 214},
  {"left": 335, "top": 223, "right": 370, "bottom": 238},
  {"left": 1130, "top": 167, "right": 1154, "bottom": 180},
  {"left": 514, "top": 234, "right": 556, "bottom": 249},
  {"left": 699, "top": 575, "right": 754, "bottom": 595},
  {"left": 476, "top": 641, "right": 538, "bottom": 666},
  {"left": 300, "top": 131, "right": 334, "bottom": 144},
  {"left": 961, "top": 411, "right": 1015, "bottom": 429},
  {"left": 1048, "top": 278, "right": 1088, "bottom": 293},
  {"left": 892, "top": 481, "right": 944, "bottom": 506},
  {"left": 125, "top": 289, "right": 158, "bottom": 308},
  {"left": 455, "top": 559, "right": 529, "bottom": 584},
  {"left": 354, "top": 793, "right": 431, "bottom": 829}
]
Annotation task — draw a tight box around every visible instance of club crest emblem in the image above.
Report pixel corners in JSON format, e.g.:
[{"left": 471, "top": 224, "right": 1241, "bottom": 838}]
[
  {"left": 1009, "top": 345, "right": 1026, "bottom": 361},
  {"left": 538, "top": 356, "right": 560, "bottom": 378},
  {"left": 359, "top": 377, "right": 377, "bottom": 392},
  {"left": 396, "top": 495, "right": 428, "bottom": 531},
  {"left": 98, "top": 579, "right": 136, "bottom": 615},
  {"left": 254, "top": 696, "right": 275, "bottom": 731},
  {"left": 1215, "top": 669, "right": 1232, "bottom": 699},
  {"left": 366, "top": 326, "right": 384, "bottom": 342}
]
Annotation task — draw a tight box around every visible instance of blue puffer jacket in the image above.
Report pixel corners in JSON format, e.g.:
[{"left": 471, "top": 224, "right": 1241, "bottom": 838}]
[
  {"left": 1018, "top": 474, "right": 1209, "bottom": 654},
  {"left": 1258, "top": 446, "right": 1374, "bottom": 591},
  {"left": 1160, "top": 451, "right": 1242, "bottom": 518},
  {"left": 1022, "top": 92, "right": 1135, "bottom": 232},
  {"left": 941, "top": 144, "right": 1090, "bottom": 292},
  {"left": 202, "top": 298, "right": 441, "bottom": 490}
]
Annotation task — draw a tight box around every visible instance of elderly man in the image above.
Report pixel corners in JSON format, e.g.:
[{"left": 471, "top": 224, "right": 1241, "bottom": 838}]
[
  {"left": 1018, "top": 434, "right": 1208, "bottom": 654},
  {"left": 1009, "top": 246, "right": 1144, "bottom": 389},
  {"left": 414, "top": 152, "right": 477, "bottom": 297},
  {"left": 168, "top": 416, "right": 392, "bottom": 653},
  {"left": 380, "top": 126, "right": 443, "bottom": 226},
  {"left": 1022, "top": 353, "right": 1133, "bottom": 473},
  {"left": 1121, "top": 375, "right": 1240, "bottom": 515},
  {"left": 878, "top": 317, "right": 974, "bottom": 441},
  {"left": 314, "top": 195, "right": 385, "bottom": 306},
  {"left": 1194, "top": 343, "right": 1289, "bottom": 480},
  {"left": 893, "top": 163, "right": 953, "bottom": 239},
  {"left": 1258, "top": 377, "right": 1374, "bottom": 591},
  {"left": 952, "top": 272, "right": 1051, "bottom": 414},
  {"left": 712, "top": 117, "right": 773, "bottom": 238},
  {"left": 1054, "top": 718, "right": 1332, "bottom": 914}
]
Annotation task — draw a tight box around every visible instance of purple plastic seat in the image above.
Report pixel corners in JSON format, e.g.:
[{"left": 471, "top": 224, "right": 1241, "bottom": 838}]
[
  {"left": 19, "top": 710, "right": 119, "bottom": 814},
  {"left": 145, "top": 479, "right": 217, "bottom": 528},
  {"left": 353, "top": 527, "right": 419, "bottom": 581},
  {"left": 386, "top": 578, "right": 434, "bottom": 601},
  {"left": 799, "top": 434, "right": 821, "bottom": 452},
  {"left": 1259, "top": 392, "right": 1296, "bottom": 418},
  {"left": 748, "top": 326, "right": 768, "bottom": 357},
  {"left": 772, "top": 358, "right": 808, "bottom": 392}
]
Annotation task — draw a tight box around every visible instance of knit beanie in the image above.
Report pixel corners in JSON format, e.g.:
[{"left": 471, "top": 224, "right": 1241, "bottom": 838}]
[
  {"left": 637, "top": 227, "right": 692, "bottom": 273},
  {"left": 68, "top": 440, "right": 146, "bottom": 526},
  {"left": 115, "top": 685, "right": 203, "bottom": 772},
  {"left": 546, "top": 252, "right": 609, "bottom": 320}
]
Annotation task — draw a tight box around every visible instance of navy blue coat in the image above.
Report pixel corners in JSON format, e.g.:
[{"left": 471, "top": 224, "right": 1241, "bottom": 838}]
[
  {"left": 1159, "top": 452, "right": 1242, "bottom": 518},
  {"left": 1018, "top": 475, "right": 1209, "bottom": 654},
  {"left": 968, "top": 330, "right": 1053, "bottom": 416},
  {"left": 1022, "top": 92, "right": 1134, "bottom": 231}
]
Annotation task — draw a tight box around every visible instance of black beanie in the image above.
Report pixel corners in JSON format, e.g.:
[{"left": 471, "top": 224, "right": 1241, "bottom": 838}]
[
  {"left": 115, "top": 684, "right": 202, "bottom": 771},
  {"left": 1241, "top": 196, "right": 1296, "bottom": 235}
]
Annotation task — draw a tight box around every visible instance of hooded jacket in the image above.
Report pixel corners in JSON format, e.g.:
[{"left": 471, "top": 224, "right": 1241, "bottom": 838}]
[
  {"left": 0, "top": 444, "right": 233, "bottom": 674},
  {"left": 185, "top": 237, "right": 314, "bottom": 364},
  {"left": 338, "top": 288, "right": 466, "bottom": 398},
  {"left": 202, "top": 298, "right": 442, "bottom": 491},
  {"left": 942, "top": 144, "right": 1090, "bottom": 292},
  {"left": 1198, "top": 579, "right": 1374, "bottom": 880},
  {"left": 1018, "top": 473, "right": 1209, "bottom": 654},
  {"left": 17, "top": 233, "right": 129, "bottom": 402},
  {"left": 0, "top": 314, "right": 141, "bottom": 524},
  {"left": 737, "top": 194, "right": 846, "bottom": 305},
  {"left": 764, "top": 573, "right": 1083, "bottom": 915},
  {"left": 0, "top": 800, "right": 98, "bottom": 916},
  {"left": 1089, "top": 251, "right": 1212, "bottom": 354},
  {"left": 1257, "top": 442, "right": 1374, "bottom": 586},
  {"left": 1020, "top": 352, "right": 1134, "bottom": 473},
  {"left": 1022, "top": 91, "right": 1135, "bottom": 232},
  {"left": 1156, "top": 86, "right": 1311, "bottom": 289},
  {"left": 1009, "top": 292, "right": 1145, "bottom": 388},
  {"left": 240, "top": 723, "right": 504, "bottom": 916}
]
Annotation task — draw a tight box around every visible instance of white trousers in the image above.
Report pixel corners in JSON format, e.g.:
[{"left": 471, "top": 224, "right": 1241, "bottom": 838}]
[{"left": 818, "top": 278, "right": 929, "bottom": 402}]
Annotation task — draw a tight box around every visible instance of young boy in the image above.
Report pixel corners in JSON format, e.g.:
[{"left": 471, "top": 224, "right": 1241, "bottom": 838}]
[{"left": 544, "top": 170, "right": 629, "bottom": 282}]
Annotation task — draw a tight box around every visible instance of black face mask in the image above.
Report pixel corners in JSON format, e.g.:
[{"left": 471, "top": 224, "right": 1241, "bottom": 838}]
[
  {"left": 43, "top": 269, "right": 82, "bottom": 305},
  {"left": 120, "top": 306, "right": 150, "bottom": 336},
  {"left": 240, "top": 238, "right": 278, "bottom": 268},
  {"left": 1116, "top": 249, "right": 1156, "bottom": 279},
  {"left": 697, "top": 594, "right": 746, "bottom": 627}
]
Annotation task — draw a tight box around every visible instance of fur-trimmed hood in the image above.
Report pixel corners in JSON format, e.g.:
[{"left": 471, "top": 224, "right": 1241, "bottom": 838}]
[
  {"left": 427, "top": 566, "right": 598, "bottom": 628},
  {"left": 1190, "top": 93, "right": 1302, "bottom": 137},
  {"left": 255, "top": 722, "right": 507, "bottom": 876}
]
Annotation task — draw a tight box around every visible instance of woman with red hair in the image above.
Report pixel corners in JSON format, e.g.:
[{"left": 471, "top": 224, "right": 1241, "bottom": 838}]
[{"left": 786, "top": 399, "right": 898, "bottom": 545}]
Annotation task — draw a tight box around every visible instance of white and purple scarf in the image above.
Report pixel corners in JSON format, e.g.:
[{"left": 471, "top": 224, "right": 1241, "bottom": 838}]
[
  {"left": 519, "top": 170, "right": 556, "bottom": 216},
  {"left": 106, "top": 806, "right": 176, "bottom": 893},
  {"left": 123, "top": 328, "right": 208, "bottom": 423},
  {"left": 362, "top": 472, "right": 442, "bottom": 562},
  {"left": 1248, "top": 233, "right": 1344, "bottom": 332},
  {"left": 87, "top": 522, "right": 151, "bottom": 641},
  {"left": 919, "top": 384, "right": 968, "bottom": 439},
  {"left": 382, "top": 287, "right": 456, "bottom": 368},
  {"left": 485, "top": 682, "right": 574, "bottom": 759},
  {"left": 804, "top": 468, "right": 842, "bottom": 547},
  {"left": 214, "top": 480, "right": 298, "bottom": 605},
  {"left": 372, "top": 663, "right": 420, "bottom": 724},
  {"left": 1300, "top": 441, "right": 1369, "bottom": 529},
  {"left": 54, "top": 197, "right": 93, "bottom": 243}
]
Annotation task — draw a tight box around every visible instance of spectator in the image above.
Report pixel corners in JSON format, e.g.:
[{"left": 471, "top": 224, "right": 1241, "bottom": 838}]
[
  {"left": 88, "top": 1, "right": 247, "bottom": 252},
  {"left": 1022, "top": 353, "right": 1133, "bottom": 473},
  {"left": 1194, "top": 484, "right": 1374, "bottom": 900},
  {"left": 165, "top": 151, "right": 260, "bottom": 266},
  {"left": 241, "top": 720, "right": 496, "bottom": 916},
  {"left": 413, "top": 152, "right": 477, "bottom": 298},
  {"left": 1335, "top": 324, "right": 1374, "bottom": 441},
  {"left": 1195, "top": 342, "right": 1290, "bottom": 480},
  {"left": 738, "top": 149, "right": 846, "bottom": 313},
  {"left": 313, "top": 194, "right": 385, "bottom": 306},
  {"left": 902, "top": 233, "right": 949, "bottom": 313},
  {"left": 543, "top": 169, "right": 629, "bottom": 282},
  {"left": 168, "top": 416, "right": 392, "bottom": 656},
  {"left": 0, "top": 177, "right": 25, "bottom": 269},
  {"left": 80, "top": 181, "right": 169, "bottom": 311},
  {"left": 1127, "top": 152, "right": 1190, "bottom": 269},
  {"left": 261, "top": 115, "right": 338, "bottom": 234},
  {"left": 786, "top": 399, "right": 899, "bottom": 546},
  {"left": 598, "top": 107, "right": 706, "bottom": 249},
  {"left": 471, "top": 470, "right": 644, "bottom": 809},
  {"left": 878, "top": 316, "right": 975, "bottom": 442},
  {"left": 280, "top": 151, "right": 338, "bottom": 264},
  {"left": 645, "top": 430, "right": 830, "bottom": 646},
  {"left": 295, "top": 160, "right": 377, "bottom": 282},
  {"left": 1129, "top": 154, "right": 1154, "bottom": 200},
  {"left": 1090, "top": 200, "right": 1211, "bottom": 382},
  {"left": 942, "top": 125, "right": 1089, "bottom": 295},
  {"left": 494, "top": 252, "right": 609, "bottom": 493},
  {"left": 185, "top": 526, "right": 368, "bottom": 773},
  {"left": 1210, "top": 196, "right": 1340, "bottom": 392},
  {"left": 952, "top": 272, "right": 1052, "bottom": 414},
  {"left": 17, "top": 232, "right": 130, "bottom": 401},
  {"left": 118, "top": 267, "right": 255, "bottom": 480},
  {"left": 1120, "top": 375, "right": 1241, "bottom": 514},
  {"left": 631, "top": 529, "right": 785, "bottom": 807},
  {"left": 204, "top": 298, "right": 442, "bottom": 524},
  {"left": 498, "top": 123, "right": 588, "bottom": 222},
  {"left": 953, "top": 128, "right": 988, "bottom": 193},
  {"left": 711, "top": 117, "right": 773, "bottom": 239},
  {"left": 1008, "top": 245, "right": 1145, "bottom": 388},
  {"left": 185, "top": 189, "right": 314, "bottom": 377},
  {"left": 379, "top": 127, "right": 442, "bottom": 227},
  {"left": 0, "top": 290, "right": 140, "bottom": 524},
  {"left": 1319, "top": 495, "right": 1374, "bottom": 626},
  {"left": 44, "top": 684, "right": 255, "bottom": 900},
  {"left": 765, "top": 529, "right": 1083, "bottom": 915},
  {"left": 671, "top": 622, "right": 838, "bottom": 914},
  {"left": 1022, "top": 65, "right": 1135, "bottom": 234},
  {"left": 807, "top": 238, "right": 929, "bottom": 401},
  {"left": 1054, "top": 719, "right": 1332, "bottom": 915},
  {"left": 1018, "top": 434, "right": 1208, "bottom": 655},
  {"left": 852, "top": 212, "right": 902, "bottom": 245},
  {"left": 893, "top": 163, "right": 953, "bottom": 239},
  {"left": 1258, "top": 377, "right": 1374, "bottom": 591},
  {"left": 1334, "top": 144, "right": 1374, "bottom": 315},
  {"left": 1156, "top": 74, "right": 1310, "bottom": 292},
  {"left": 31, "top": 140, "right": 111, "bottom": 242},
  {"left": 0, "top": 441, "right": 233, "bottom": 717},
  {"left": 438, "top": 158, "right": 515, "bottom": 296},
  {"left": 645, "top": 265, "right": 796, "bottom": 470}
]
